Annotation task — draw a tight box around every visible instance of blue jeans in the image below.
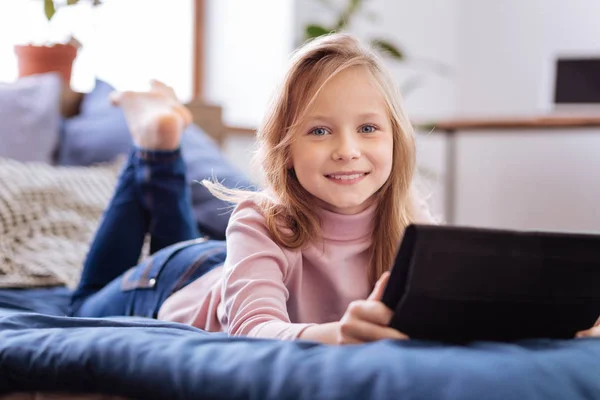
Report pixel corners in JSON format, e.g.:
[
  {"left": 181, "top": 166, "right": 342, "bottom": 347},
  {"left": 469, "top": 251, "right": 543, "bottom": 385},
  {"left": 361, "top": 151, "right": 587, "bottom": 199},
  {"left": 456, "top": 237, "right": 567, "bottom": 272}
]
[{"left": 69, "top": 148, "right": 227, "bottom": 318}]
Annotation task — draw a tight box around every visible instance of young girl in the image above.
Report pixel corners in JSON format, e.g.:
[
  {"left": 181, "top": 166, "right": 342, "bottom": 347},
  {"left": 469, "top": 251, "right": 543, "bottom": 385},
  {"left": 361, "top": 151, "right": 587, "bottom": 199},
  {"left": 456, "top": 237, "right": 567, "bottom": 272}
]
[{"left": 68, "top": 33, "right": 600, "bottom": 344}]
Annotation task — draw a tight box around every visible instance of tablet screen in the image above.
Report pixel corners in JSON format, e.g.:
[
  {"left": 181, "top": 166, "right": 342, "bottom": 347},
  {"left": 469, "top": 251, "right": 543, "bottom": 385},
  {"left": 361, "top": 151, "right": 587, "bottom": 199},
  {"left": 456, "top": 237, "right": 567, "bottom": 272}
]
[{"left": 382, "top": 224, "right": 600, "bottom": 342}]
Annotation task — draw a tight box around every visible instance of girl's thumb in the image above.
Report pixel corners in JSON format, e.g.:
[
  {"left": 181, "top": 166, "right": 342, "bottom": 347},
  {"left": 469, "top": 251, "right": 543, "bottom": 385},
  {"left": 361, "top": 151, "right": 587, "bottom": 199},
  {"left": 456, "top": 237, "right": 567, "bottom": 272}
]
[{"left": 367, "top": 271, "right": 390, "bottom": 301}]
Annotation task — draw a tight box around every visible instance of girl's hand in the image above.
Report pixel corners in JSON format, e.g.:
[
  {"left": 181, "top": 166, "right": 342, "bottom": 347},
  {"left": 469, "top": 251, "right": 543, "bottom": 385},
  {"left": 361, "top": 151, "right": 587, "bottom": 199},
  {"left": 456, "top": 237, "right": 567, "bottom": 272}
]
[
  {"left": 337, "top": 272, "right": 409, "bottom": 345},
  {"left": 575, "top": 316, "right": 600, "bottom": 339}
]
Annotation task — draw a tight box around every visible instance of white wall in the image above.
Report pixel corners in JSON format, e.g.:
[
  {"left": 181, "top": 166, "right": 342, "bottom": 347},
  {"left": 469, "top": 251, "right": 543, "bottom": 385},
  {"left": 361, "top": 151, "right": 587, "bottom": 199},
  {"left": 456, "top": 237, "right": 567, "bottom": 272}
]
[
  {"left": 456, "top": 0, "right": 600, "bottom": 115},
  {"left": 203, "top": 0, "right": 295, "bottom": 178},
  {"left": 204, "top": 0, "right": 295, "bottom": 127},
  {"left": 447, "top": 0, "right": 600, "bottom": 234},
  {"left": 454, "top": 130, "right": 600, "bottom": 233}
]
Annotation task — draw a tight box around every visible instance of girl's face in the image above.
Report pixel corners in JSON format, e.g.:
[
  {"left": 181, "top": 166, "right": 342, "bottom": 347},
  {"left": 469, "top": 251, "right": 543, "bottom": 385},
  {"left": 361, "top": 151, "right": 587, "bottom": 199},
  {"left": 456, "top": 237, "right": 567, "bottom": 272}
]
[{"left": 289, "top": 66, "right": 394, "bottom": 215}]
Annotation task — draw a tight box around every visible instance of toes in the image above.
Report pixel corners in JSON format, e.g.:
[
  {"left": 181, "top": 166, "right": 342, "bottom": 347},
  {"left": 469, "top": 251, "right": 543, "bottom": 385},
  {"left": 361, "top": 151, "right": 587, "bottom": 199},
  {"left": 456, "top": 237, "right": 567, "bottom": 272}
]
[
  {"left": 110, "top": 90, "right": 142, "bottom": 107},
  {"left": 150, "top": 80, "right": 177, "bottom": 100},
  {"left": 108, "top": 86, "right": 187, "bottom": 150},
  {"left": 174, "top": 105, "right": 193, "bottom": 127}
]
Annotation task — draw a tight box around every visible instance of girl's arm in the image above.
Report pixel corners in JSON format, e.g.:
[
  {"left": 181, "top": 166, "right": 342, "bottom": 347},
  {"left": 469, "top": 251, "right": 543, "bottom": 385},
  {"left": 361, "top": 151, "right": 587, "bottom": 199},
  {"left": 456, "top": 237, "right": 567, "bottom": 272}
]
[
  {"left": 298, "top": 322, "right": 340, "bottom": 344},
  {"left": 220, "top": 200, "right": 315, "bottom": 340},
  {"left": 222, "top": 200, "right": 409, "bottom": 344}
]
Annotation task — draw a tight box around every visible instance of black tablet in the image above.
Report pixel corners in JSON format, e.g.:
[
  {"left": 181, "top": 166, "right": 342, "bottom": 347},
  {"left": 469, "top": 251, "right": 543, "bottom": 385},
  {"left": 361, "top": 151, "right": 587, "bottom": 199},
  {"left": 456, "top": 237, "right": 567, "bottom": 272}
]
[{"left": 381, "top": 224, "right": 600, "bottom": 343}]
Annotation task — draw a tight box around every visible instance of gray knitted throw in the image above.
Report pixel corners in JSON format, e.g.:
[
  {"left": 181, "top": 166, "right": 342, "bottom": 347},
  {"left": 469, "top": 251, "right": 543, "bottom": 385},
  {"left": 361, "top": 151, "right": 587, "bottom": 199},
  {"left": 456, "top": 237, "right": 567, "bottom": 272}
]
[{"left": 0, "top": 158, "right": 121, "bottom": 288}]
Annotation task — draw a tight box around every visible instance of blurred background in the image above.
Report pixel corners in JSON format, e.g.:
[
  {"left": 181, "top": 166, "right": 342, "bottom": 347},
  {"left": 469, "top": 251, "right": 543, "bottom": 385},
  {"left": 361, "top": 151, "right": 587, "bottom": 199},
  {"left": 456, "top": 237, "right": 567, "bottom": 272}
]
[{"left": 1, "top": 0, "right": 599, "bottom": 234}]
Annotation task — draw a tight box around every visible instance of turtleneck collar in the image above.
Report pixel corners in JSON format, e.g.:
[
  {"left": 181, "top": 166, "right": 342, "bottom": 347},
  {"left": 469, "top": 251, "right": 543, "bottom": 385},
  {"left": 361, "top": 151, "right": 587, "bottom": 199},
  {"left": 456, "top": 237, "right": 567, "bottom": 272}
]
[{"left": 318, "top": 203, "right": 377, "bottom": 241}]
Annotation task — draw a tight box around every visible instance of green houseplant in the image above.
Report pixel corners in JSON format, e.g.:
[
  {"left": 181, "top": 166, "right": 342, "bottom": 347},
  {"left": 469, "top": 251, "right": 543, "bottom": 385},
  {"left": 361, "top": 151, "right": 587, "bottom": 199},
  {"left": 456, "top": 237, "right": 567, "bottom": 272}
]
[
  {"left": 303, "top": 0, "right": 449, "bottom": 95},
  {"left": 304, "top": 0, "right": 403, "bottom": 61},
  {"left": 14, "top": 0, "right": 103, "bottom": 84},
  {"left": 42, "top": 0, "right": 103, "bottom": 21}
]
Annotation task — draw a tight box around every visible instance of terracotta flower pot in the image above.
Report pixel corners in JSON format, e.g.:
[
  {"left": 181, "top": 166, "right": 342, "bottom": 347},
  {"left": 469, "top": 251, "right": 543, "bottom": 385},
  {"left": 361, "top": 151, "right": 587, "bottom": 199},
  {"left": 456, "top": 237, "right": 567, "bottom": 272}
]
[{"left": 14, "top": 43, "right": 78, "bottom": 83}]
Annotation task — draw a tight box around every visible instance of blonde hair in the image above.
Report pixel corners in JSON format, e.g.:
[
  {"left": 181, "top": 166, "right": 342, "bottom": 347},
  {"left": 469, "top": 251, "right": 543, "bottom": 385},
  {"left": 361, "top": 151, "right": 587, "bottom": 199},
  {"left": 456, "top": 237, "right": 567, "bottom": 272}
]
[{"left": 204, "top": 33, "right": 423, "bottom": 286}]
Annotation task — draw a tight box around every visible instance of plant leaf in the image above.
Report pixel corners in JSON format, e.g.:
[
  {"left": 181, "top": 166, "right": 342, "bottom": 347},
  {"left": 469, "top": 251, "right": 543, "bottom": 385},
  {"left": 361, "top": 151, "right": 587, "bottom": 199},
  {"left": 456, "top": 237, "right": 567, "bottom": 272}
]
[
  {"left": 92, "top": 0, "right": 103, "bottom": 6},
  {"left": 305, "top": 24, "right": 332, "bottom": 40},
  {"left": 349, "top": 0, "right": 363, "bottom": 14},
  {"left": 335, "top": 0, "right": 363, "bottom": 30},
  {"left": 67, "top": 0, "right": 79, "bottom": 5},
  {"left": 44, "top": 0, "right": 56, "bottom": 21},
  {"left": 334, "top": 13, "right": 348, "bottom": 30},
  {"left": 371, "top": 39, "right": 404, "bottom": 60}
]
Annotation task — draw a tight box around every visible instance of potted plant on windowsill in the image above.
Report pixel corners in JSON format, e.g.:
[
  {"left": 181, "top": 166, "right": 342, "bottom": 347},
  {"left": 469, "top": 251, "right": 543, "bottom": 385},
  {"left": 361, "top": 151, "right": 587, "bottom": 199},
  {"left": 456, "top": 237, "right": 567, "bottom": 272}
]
[{"left": 14, "top": 0, "right": 102, "bottom": 85}]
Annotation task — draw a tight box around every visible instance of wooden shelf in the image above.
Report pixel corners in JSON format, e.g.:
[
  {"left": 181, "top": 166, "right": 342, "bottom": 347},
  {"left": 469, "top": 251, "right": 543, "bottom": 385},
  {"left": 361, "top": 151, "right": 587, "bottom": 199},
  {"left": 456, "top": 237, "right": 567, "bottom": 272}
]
[
  {"left": 186, "top": 99, "right": 256, "bottom": 144},
  {"left": 425, "top": 114, "right": 600, "bottom": 132}
]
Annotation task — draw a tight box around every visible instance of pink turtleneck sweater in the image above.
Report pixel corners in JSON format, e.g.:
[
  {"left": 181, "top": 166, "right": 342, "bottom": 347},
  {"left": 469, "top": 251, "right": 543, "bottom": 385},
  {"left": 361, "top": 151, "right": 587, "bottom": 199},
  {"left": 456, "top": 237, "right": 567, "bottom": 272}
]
[{"left": 157, "top": 199, "right": 379, "bottom": 340}]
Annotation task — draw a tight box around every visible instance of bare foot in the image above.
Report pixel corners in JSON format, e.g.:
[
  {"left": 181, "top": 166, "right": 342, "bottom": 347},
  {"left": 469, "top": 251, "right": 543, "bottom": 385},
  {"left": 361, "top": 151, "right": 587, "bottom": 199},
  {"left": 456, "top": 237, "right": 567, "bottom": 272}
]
[{"left": 110, "top": 80, "right": 192, "bottom": 151}]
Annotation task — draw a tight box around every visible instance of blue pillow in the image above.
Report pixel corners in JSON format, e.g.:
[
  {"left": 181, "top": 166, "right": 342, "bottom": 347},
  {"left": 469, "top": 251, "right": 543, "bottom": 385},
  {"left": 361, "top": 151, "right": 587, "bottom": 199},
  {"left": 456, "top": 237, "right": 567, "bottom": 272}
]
[
  {"left": 0, "top": 73, "right": 62, "bottom": 164},
  {"left": 79, "top": 78, "right": 116, "bottom": 115},
  {"left": 57, "top": 79, "right": 253, "bottom": 239}
]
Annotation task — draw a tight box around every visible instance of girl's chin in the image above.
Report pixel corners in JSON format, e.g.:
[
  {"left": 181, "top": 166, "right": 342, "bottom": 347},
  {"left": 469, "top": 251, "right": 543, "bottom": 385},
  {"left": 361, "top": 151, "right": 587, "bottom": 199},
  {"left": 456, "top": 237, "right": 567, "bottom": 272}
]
[{"left": 315, "top": 197, "right": 375, "bottom": 215}]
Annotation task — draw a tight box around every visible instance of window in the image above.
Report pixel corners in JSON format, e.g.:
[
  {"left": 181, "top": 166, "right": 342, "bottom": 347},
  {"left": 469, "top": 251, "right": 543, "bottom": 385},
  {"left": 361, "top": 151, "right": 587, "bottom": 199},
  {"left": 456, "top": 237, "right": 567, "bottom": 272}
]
[
  {"left": 204, "top": 0, "right": 294, "bottom": 127},
  {"left": 0, "top": 0, "right": 194, "bottom": 100}
]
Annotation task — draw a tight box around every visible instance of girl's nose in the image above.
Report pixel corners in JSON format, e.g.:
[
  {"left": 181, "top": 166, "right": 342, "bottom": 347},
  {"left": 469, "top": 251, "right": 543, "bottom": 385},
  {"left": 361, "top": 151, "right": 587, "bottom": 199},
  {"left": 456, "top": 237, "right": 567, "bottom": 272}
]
[{"left": 332, "top": 132, "right": 361, "bottom": 161}]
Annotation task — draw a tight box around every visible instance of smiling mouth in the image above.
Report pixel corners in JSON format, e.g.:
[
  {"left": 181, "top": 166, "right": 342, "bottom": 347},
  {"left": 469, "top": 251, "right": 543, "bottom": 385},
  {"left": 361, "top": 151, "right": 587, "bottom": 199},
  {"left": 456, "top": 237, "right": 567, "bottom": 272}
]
[{"left": 325, "top": 172, "right": 369, "bottom": 181}]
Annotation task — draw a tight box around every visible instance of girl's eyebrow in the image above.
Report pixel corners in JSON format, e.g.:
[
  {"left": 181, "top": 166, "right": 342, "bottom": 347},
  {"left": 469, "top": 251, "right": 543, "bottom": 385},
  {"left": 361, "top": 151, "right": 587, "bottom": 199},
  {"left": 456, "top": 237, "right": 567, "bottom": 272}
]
[
  {"left": 304, "top": 115, "right": 333, "bottom": 123},
  {"left": 357, "top": 112, "right": 386, "bottom": 119},
  {"left": 305, "top": 112, "right": 386, "bottom": 122}
]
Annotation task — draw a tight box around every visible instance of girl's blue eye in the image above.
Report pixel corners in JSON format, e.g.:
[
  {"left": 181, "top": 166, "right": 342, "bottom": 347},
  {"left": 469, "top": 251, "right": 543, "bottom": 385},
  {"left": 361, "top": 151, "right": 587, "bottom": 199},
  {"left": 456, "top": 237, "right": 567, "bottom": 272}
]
[
  {"left": 360, "top": 125, "right": 377, "bottom": 134},
  {"left": 310, "top": 127, "right": 329, "bottom": 136}
]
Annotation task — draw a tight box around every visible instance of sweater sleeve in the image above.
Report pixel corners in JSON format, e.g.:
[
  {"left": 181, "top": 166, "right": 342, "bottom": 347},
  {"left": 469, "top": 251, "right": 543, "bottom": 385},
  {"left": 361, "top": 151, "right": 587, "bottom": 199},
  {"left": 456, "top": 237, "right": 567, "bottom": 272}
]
[{"left": 220, "top": 200, "right": 315, "bottom": 340}]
